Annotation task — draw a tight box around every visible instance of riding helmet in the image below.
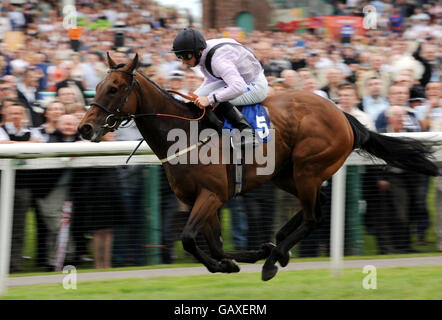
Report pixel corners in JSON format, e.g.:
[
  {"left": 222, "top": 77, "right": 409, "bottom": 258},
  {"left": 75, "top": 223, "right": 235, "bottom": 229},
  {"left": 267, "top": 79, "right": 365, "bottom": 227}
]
[{"left": 171, "top": 28, "right": 207, "bottom": 54}]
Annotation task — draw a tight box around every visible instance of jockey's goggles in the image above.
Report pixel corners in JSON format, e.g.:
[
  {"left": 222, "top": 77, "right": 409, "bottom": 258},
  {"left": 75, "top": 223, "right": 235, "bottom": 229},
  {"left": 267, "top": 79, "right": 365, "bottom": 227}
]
[{"left": 175, "top": 52, "right": 194, "bottom": 61}]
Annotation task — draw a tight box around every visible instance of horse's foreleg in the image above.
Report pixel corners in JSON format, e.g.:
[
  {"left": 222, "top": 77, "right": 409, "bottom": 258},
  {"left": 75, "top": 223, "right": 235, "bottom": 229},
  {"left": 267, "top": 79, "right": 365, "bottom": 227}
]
[
  {"left": 200, "top": 213, "right": 274, "bottom": 267},
  {"left": 181, "top": 189, "right": 240, "bottom": 274}
]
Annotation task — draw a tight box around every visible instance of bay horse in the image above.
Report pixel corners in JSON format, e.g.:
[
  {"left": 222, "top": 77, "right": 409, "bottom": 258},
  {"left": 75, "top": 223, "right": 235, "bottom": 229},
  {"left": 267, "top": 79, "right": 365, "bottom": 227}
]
[{"left": 78, "top": 53, "right": 438, "bottom": 281}]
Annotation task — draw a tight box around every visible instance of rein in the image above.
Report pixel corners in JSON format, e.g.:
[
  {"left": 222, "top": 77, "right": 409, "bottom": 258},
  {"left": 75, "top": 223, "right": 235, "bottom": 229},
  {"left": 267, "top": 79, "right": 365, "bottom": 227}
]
[
  {"left": 91, "top": 68, "right": 208, "bottom": 163},
  {"left": 89, "top": 69, "right": 206, "bottom": 130}
]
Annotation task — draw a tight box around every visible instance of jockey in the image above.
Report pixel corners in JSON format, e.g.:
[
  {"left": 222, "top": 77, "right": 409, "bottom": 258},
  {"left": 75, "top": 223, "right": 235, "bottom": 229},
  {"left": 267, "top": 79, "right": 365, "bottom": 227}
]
[{"left": 170, "top": 28, "right": 268, "bottom": 147}]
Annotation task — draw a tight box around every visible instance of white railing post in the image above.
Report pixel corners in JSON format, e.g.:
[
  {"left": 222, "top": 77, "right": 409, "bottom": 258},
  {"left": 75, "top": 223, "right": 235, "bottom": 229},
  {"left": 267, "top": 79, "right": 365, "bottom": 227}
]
[
  {"left": 0, "top": 160, "right": 16, "bottom": 295},
  {"left": 330, "top": 164, "right": 346, "bottom": 276}
]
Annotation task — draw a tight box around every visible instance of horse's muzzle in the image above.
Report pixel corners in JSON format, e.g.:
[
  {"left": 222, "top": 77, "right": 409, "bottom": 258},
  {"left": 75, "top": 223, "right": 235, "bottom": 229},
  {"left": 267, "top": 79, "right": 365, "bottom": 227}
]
[{"left": 78, "top": 123, "right": 94, "bottom": 140}]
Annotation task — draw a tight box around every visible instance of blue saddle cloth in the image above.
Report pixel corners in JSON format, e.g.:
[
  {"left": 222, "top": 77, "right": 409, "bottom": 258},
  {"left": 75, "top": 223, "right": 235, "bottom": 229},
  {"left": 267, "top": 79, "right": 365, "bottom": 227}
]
[{"left": 222, "top": 103, "right": 272, "bottom": 143}]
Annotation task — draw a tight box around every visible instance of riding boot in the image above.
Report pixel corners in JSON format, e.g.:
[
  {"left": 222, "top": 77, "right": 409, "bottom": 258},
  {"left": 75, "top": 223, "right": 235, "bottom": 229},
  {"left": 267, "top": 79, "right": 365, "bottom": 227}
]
[{"left": 216, "top": 101, "right": 258, "bottom": 148}]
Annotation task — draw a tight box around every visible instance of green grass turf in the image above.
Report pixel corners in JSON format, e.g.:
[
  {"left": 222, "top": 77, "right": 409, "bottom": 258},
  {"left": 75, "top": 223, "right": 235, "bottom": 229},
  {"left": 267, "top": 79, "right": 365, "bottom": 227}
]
[
  {"left": 9, "top": 252, "right": 442, "bottom": 278},
  {"left": 2, "top": 265, "right": 442, "bottom": 300}
]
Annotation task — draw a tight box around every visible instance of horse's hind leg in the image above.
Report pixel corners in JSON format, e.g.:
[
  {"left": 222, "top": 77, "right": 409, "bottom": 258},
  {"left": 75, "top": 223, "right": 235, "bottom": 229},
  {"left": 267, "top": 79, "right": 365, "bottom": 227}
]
[
  {"left": 273, "top": 189, "right": 326, "bottom": 267},
  {"left": 270, "top": 177, "right": 304, "bottom": 266},
  {"left": 181, "top": 189, "right": 240, "bottom": 273},
  {"left": 262, "top": 174, "right": 322, "bottom": 281}
]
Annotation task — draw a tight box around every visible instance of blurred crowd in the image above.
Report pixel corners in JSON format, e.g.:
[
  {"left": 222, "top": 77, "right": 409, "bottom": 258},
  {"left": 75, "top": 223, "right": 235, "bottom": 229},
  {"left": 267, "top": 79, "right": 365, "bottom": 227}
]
[{"left": 0, "top": 0, "right": 441, "bottom": 272}]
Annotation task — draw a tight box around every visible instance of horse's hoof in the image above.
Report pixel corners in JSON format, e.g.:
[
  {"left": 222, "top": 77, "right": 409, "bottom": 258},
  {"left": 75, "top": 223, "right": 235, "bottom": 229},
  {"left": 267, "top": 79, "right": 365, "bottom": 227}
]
[
  {"left": 261, "top": 262, "right": 278, "bottom": 281},
  {"left": 260, "top": 242, "right": 276, "bottom": 258},
  {"left": 220, "top": 259, "right": 240, "bottom": 273},
  {"left": 278, "top": 251, "right": 291, "bottom": 268}
]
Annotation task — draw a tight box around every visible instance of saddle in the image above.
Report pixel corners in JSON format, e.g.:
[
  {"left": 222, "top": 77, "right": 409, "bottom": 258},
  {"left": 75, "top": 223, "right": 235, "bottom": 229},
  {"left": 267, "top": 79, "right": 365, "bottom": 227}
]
[{"left": 167, "top": 90, "right": 271, "bottom": 143}]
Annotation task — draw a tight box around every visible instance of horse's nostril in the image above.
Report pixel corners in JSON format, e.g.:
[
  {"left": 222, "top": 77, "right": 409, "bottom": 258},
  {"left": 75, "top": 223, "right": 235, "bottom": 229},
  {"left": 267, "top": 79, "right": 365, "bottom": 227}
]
[{"left": 78, "top": 124, "right": 93, "bottom": 139}]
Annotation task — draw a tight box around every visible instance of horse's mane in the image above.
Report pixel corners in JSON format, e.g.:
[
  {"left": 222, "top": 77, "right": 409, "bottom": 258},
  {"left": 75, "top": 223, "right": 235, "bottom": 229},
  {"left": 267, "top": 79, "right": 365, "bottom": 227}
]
[{"left": 112, "top": 63, "right": 201, "bottom": 114}]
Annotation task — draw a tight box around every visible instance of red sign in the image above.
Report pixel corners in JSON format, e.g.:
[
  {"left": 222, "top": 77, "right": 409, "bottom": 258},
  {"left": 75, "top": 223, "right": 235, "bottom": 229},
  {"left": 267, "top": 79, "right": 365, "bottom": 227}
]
[{"left": 276, "top": 16, "right": 365, "bottom": 40}]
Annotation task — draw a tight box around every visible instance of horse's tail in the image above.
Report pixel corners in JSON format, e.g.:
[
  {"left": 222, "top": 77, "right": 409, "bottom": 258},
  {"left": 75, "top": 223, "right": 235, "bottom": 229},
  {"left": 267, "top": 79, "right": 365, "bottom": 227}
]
[{"left": 344, "top": 112, "right": 439, "bottom": 176}]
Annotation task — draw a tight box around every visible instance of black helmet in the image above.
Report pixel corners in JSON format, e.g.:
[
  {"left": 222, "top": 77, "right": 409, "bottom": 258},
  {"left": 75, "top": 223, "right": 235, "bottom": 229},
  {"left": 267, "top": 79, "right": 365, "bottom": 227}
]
[{"left": 171, "top": 28, "right": 207, "bottom": 54}]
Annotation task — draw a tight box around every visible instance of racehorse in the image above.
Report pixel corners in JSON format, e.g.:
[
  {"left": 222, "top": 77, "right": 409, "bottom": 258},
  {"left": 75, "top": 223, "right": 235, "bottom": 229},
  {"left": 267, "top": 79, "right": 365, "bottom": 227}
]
[{"left": 78, "top": 53, "right": 438, "bottom": 281}]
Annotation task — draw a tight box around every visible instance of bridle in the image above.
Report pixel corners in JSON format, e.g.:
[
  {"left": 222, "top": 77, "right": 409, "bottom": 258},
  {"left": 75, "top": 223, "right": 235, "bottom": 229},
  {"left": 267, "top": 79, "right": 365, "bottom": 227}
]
[
  {"left": 89, "top": 69, "right": 140, "bottom": 130},
  {"left": 89, "top": 68, "right": 206, "bottom": 131}
]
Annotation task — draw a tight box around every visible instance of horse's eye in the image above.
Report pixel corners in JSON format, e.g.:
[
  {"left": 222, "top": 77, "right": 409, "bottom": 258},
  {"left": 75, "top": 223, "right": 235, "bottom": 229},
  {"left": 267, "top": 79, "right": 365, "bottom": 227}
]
[{"left": 109, "top": 87, "right": 118, "bottom": 94}]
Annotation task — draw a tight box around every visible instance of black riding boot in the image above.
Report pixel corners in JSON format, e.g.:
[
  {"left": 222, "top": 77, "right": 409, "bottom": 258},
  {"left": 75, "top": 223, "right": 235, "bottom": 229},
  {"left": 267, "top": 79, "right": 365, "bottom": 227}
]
[{"left": 217, "top": 101, "right": 257, "bottom": 148}]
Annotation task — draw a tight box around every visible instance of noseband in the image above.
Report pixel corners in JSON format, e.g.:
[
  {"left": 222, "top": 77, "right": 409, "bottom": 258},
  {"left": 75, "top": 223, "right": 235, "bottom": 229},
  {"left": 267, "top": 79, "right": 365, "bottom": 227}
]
[{"left": 89, "top": 69, "right": 140, "bottom": 129}]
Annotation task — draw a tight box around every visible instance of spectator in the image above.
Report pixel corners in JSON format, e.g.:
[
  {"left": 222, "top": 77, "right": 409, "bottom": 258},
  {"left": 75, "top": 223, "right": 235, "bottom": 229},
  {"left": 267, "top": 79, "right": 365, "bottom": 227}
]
[
  {"left": 0, "top": 53, "right": 11, "bottom": 77},
  {"left": 30, "top": 99, "right": 66, "bottom": 270},
  {"left": 304, "top": 51, "right": 324, "bottom": 81},
  {"left": 404, "top": 10, "right": 432, "bottom": 40},
  {"left": 82, "top": 52, "right": 107, "bottom": 91},
  {"left": 0, "top": 97, "right": 18, "bottom": 125},
  {"left": 357, "top": 54, "right": 391, "bottom": 97},
  {"left": 0, "top": 10, "right": 11, "bottom": 43},
  {"left": 328, "top": 50, "right": 351, "bottom": 78},
  {"left": 16, "top": 67, "right": 45, "bottom": 127},
  {"left": 301, "top": 77, "right": 328, "bottom": 100},
  {"left": 375, "top": 84, "right": 421, "bottom": 132},
  {"left": 49, "top": 114, "right": 80, "bottom": 143},
  {"left": 260, "top": 42, "right": 289, "bottom": 78},
  {"left": 55, "top": 61, "right": 86, "bottom": 105},
  {"left": 389, "top": 7, "right": 404, "bottom": 33},
  {"left": 241, "top": 182, "right": 275, "bottom": 251},
  {"left": 31, "top": 53, "right": 49, "bottom": 90},
  {"left": 288, "top": 46, "right": 307, "bottom": 71},
  {"left": 361, "top": 77, "right": 389, "bottom": 122},
  {"left": 366, "top": 106, "right": 407, "bottom": 254},
  {"left": 413, "top": 43, "right": 440, "bottom": 87},
  {"left": 112, "top": 120, "right": 145, "bottom": 267},
  {"left": 297, "top": 68, "right": 315, "bottom": 82},
  {"left": 57, "top": 87, "right": 80, "bottom": 105},
  {"left": 337, "top": 82, "right": 376, "bottom": 130},
  {"left": 0, "top": 101, "right": 42, "bottom": 143},
  {"left": 430, "top": 117, "right": 442, "bottom": 252},
  {"left": 37, "top": 114, "right": 81, "bottom": 271},
  {"left": 321, "top": 68, "right": 344, "bottom": 103},
  {"left": 0, "top": 102, "right": 42, "bottom": 272},
  {"left": 111, "top": 49, "right": 130, "bottom": 65},
  {"left": 88, "top": 131, "right": 125, "bottom": 269},
  {"left": 341, "top": 44, "right": 358, "bottom": 66},
  {"left": 0, "top": 78, "right": 14, "bottom": 111},
  {"left": 224, "top": 196, "right": 249, "bottom": 252},
  {"left": 47, "top": 55, "right": 67, "bottom": 92},
  {"left": 37, "top": 100, "right": 66, "bottom": 142},
  {"left": 182, "top": 69, "right": 203, "bottom": 95},
  {"left": 378, "top": 105, "right": 422, "bottom": 253},
  {"left": 415, "top": 81, "right": 442, "bottom": 131},
  {"left": 279, "top": 69, "right": 299, "bottom": 91},
  {"left": 159, "top": 52, "right": 181, "bottom": 79},
  {"left": 167, "top": 70, "right": 186, "bottom": 101},
  {"left": 7, "top": 3, "right": 26, "bottom": 30}
]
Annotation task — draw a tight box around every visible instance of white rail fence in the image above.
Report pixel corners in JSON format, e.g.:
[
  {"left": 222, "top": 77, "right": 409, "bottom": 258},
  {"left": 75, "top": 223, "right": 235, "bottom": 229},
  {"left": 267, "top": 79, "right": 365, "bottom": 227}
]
[{"left": 0, "top": 133, "right": 441, "bottom": 294}]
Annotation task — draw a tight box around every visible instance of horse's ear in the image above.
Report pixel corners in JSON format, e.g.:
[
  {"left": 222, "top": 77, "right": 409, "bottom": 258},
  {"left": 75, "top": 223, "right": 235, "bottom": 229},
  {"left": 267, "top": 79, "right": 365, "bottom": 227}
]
[
  {"left": 107, "top": 52, "right": 116, "bottom": 69},
  {"left": 126, "top": 53, "right": 139, "bottom": 73}
]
